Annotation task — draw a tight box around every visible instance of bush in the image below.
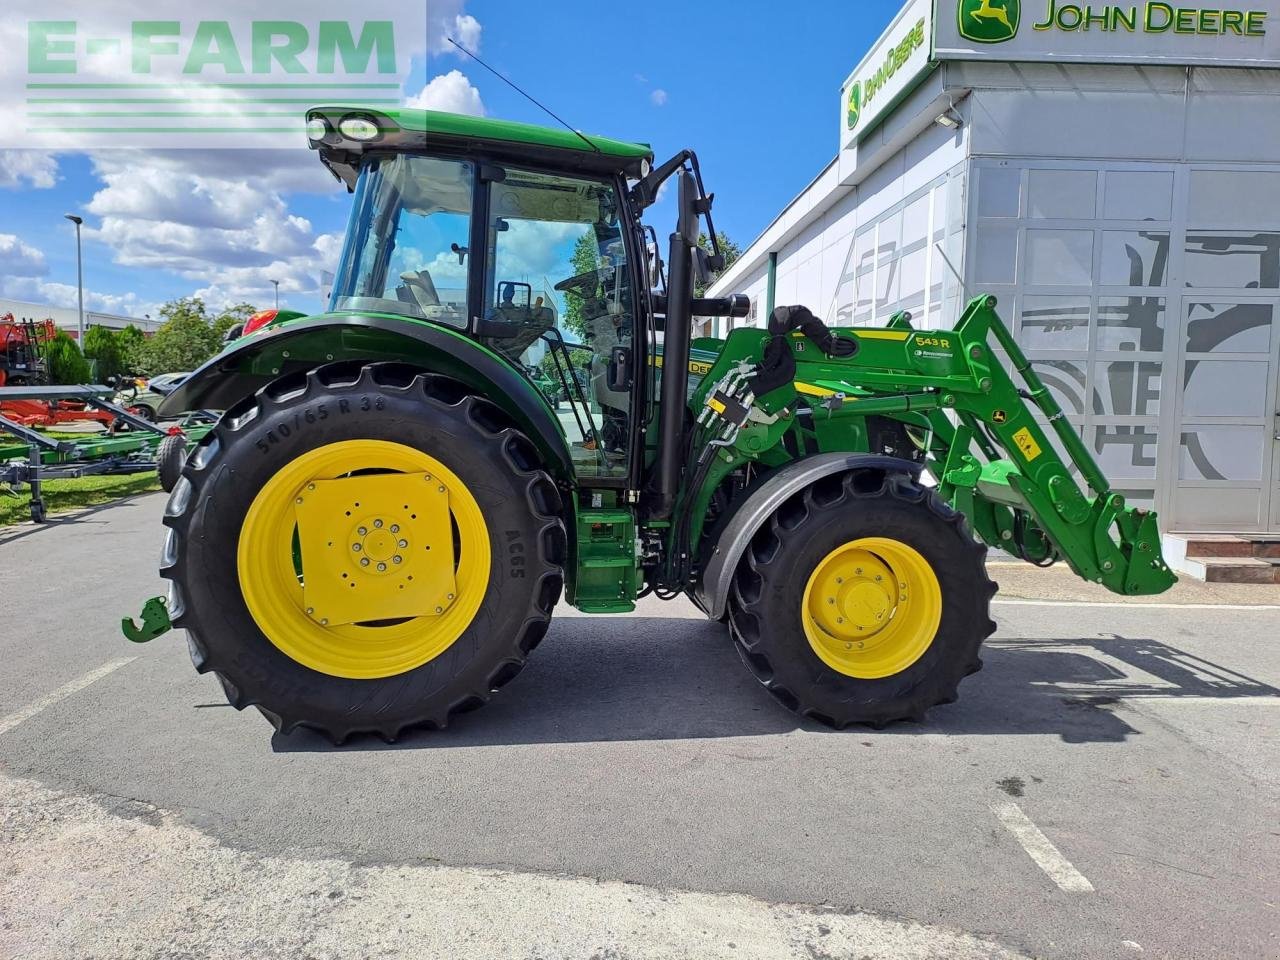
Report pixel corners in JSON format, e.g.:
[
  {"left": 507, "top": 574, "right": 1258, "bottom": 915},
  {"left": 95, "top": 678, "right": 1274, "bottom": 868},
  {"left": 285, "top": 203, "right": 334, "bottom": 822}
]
[
  {"left": 45, "top": 331, "right": 93, "bottom": 385},
  {"left": 83, "top": 325, "right": 126, "bottom": 382}
]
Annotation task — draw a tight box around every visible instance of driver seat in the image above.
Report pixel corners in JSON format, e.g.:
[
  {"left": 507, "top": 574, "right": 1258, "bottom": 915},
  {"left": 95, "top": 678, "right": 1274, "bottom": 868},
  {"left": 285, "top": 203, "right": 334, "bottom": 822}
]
[{"left": 399, "top": 269, "right": 441, "bottom": 312}]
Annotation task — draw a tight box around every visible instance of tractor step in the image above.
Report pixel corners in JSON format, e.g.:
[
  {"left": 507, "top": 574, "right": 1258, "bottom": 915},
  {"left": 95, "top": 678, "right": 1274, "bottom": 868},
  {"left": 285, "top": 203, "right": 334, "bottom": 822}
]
[{"left": 570, "top": 503, "right": 638, "bottom": 613}]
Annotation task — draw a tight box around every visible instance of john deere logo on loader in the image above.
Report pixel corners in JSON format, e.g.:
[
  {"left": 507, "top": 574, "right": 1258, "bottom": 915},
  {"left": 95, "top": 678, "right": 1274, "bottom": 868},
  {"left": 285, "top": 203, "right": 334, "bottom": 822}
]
[
  {"left": 846, "top": 80, "right": 862, "bottom": 130},
  {"left": 958, "top": 0, "right": 1020, "bottom": 42}
]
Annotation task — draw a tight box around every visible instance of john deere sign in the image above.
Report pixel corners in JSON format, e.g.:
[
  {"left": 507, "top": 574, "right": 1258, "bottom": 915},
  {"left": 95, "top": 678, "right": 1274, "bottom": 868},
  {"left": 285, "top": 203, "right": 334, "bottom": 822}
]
[
  {"left": 959, "top": 0, "right": 1022, "bottom": 42},
  {"left": 840, "top": 0, "right": 933, "bottom": 146},
  {"left": 936, "top": 0, "right": 1279, "bottom": 65}
]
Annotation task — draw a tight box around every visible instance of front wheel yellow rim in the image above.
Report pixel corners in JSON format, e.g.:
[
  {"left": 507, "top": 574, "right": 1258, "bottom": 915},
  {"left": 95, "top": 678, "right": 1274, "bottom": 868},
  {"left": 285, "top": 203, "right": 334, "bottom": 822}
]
[
  {"left": 801, "top": 537, "right": 942, "bottom": 679},
  {"left": 237, "top": 439, "right": 490, "bottom": 680}
]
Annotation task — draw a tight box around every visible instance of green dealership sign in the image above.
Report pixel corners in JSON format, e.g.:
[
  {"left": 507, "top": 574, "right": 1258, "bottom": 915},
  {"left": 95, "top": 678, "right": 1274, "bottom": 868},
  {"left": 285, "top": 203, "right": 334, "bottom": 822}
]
[{"left": 936, "top": 0, "right": 1277, "bottom": 64}]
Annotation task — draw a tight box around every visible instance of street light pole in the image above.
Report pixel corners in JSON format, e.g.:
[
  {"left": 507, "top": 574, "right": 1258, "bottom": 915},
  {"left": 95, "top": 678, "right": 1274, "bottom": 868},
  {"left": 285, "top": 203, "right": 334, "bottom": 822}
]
[
  {"left": 64, "top": 214, "right": 85, "bottom": 345},
  {"left": 271, "top": 279, "right": 280, "bottom": 310}
]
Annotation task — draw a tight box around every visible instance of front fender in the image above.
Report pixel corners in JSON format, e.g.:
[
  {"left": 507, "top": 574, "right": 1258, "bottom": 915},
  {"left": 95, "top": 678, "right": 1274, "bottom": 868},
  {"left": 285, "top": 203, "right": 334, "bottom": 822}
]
[
  {"left": 160, "top": 312, "right": 574, "bottom": 484},
  {"left": 693, "top": 453, "right": 923, "bottom": 621}
]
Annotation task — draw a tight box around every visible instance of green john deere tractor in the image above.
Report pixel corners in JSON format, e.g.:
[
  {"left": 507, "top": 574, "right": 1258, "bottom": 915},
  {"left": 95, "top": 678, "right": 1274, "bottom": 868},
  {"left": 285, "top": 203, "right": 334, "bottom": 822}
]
[{"left": 126, "top": 107, "right": 1175, "bottom": 741}]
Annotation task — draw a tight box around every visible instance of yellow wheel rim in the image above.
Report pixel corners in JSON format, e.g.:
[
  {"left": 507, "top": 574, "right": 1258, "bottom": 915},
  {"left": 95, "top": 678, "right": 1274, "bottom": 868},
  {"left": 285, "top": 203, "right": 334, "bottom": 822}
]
[
  {"left": 800, "top": 537, "right": 942, "bottom": 679},
  {"left": 237, "top": 439, "right": 490, "bottom": 679}
]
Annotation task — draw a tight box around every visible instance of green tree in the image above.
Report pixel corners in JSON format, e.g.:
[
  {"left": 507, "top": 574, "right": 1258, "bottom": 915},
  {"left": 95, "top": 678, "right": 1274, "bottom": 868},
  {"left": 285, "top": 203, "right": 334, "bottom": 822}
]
[
  {"left": 82, "top": 325, "right": 126, "bottom": 382},
  {"left": 136, "top": 298, "right": 223, "bottom": 375},
  {"left": 694, "top": 231, "right": 742, "bottom": 297},
  {"left": 213, "top": 302, "right": 257, "bottom": 340},
  {"left": 45, "top": 331, "right": 92, "bottom": 385},
  {"left": 115, "top": 324, "right": 147, "bottom": 375}
]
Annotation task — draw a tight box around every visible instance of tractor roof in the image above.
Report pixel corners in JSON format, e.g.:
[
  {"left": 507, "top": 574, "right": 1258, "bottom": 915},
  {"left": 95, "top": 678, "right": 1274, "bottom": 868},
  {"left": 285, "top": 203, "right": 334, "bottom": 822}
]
[{"left": 307, "top": 106, "right": 654, "bottom": 188}]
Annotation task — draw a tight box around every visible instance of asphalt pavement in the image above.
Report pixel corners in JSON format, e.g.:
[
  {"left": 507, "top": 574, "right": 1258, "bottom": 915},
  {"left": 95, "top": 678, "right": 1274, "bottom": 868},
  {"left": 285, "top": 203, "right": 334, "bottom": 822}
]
[{"left": 1, "top": 492, "right": 1278, "bottom": 960}]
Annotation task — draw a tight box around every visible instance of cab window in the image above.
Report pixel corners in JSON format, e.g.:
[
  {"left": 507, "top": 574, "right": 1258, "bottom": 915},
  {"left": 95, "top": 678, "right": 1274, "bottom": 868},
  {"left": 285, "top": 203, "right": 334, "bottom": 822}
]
[{"left": 330, "top": 156, "right": 473, "bottom": 327}]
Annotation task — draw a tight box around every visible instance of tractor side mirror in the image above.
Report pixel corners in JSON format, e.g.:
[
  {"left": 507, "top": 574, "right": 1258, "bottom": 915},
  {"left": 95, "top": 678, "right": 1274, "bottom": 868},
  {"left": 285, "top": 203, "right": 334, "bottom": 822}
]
[{"left": 607, "top": 345, "right": 632, "bottom": 392}]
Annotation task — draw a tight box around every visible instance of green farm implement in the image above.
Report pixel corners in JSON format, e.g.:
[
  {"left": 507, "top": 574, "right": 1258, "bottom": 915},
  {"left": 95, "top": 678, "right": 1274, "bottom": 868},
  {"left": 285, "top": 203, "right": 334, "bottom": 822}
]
[
  {"left": 1, "top": 384, "right": 212, "bottom": 522},
  {"left": 127, "top": 107, "right": 1174, "bottom": 740}
]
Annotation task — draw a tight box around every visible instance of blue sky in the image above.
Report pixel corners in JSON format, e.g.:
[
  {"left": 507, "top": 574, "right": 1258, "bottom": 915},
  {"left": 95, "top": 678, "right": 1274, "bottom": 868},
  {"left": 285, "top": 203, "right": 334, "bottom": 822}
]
[{"left": 0, "top": 0, "right": 902, "bottom": 320}]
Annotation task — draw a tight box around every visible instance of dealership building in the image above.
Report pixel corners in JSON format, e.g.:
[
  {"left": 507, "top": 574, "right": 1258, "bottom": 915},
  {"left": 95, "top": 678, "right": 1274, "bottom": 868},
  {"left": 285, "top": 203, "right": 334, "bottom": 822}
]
[{"left": 706, "top": 0, "right": 1280, "bottom": 537}]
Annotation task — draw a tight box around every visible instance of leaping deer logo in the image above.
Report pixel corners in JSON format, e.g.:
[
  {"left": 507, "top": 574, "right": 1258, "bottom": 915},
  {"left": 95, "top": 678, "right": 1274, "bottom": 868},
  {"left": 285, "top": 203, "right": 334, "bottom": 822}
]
[
  {"left": 972, "top": 0, "right": 1011, "bottom": 30},
  {"left": 958, "top": 0, "right": 1020, "bottom": 42}
]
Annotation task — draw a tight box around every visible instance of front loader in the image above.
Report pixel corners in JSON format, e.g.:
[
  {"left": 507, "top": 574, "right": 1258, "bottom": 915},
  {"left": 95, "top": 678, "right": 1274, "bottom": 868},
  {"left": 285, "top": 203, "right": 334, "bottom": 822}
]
[{"left": 126, "top": 107, "right": 1174, "bottom": 741}]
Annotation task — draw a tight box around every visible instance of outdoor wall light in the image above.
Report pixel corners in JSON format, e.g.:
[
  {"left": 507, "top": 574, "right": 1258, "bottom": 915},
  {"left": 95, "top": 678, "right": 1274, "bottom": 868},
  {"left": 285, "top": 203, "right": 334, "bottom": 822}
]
[{"left": 934, "top": 108, "right": 963, "bottom": 129}]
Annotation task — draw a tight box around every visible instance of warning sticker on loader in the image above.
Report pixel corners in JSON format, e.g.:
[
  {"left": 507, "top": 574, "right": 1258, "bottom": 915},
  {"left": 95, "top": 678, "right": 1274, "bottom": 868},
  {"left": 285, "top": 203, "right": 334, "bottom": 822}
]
[{"left": 1011, "top": 427, "right": 1042, "bottom": 462}]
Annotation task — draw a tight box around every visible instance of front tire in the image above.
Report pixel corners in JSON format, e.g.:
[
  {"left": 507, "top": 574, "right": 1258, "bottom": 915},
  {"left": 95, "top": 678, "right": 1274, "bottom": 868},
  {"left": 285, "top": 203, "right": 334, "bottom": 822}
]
[
  {"left": 727, "top": 469, "right": 995, "bottom": 728},
  {"left": 161, "top": 363, "right": 566, "bottom": 742}
]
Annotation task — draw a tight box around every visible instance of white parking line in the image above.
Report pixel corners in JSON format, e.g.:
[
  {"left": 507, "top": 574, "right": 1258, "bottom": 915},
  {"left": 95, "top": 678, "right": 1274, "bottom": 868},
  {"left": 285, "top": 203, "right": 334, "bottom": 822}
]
[
  {"left": 992, "top": 599, "right": 1280, "bottom": 611},
  {"left": 0, "top": 658, "right": 136, "bottom": 737},
  {"left": 990, "top": 800, "right": 1095, "bottom": 894}
]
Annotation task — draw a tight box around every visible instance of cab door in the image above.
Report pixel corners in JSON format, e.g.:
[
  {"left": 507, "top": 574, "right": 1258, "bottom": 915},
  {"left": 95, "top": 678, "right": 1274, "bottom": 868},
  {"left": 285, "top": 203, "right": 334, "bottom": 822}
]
[{"left": 477, "top": 166, "right": 639, "bottom": 483}]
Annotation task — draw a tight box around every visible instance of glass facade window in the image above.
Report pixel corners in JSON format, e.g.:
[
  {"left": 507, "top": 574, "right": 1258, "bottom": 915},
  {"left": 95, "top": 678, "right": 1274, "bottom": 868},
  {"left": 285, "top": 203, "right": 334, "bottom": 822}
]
[
  {"left": 1099, "top": 232, "right": 1170, "bottom": 287},
  {"left": 1184, "top": 233, "right": 1280, "bottom": 289},
  {"left": 1028, "top": 170, "right": 1097, "bottom": 220},
  {"left": 830, "top": 167, "right": 966, "bottom": 328}
]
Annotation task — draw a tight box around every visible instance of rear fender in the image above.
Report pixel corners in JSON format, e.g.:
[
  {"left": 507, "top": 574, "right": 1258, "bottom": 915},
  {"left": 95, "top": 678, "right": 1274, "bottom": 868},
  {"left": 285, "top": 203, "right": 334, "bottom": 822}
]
[
  {"left": 694, "top": 453, "right": 923, "bottom": 621},
  {"left": 159, "top": 313, "right": 574, "bottom": 483}
]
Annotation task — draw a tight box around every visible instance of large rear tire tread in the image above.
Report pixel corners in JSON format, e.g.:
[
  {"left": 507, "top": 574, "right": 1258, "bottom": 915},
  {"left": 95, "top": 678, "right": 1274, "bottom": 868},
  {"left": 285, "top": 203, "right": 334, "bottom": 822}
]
[
  {"left": 160, "top": 361, "right": 566, "bottom": 744},
  {"left": 727, "top": 469, "right": 996, "bottom": 729}
]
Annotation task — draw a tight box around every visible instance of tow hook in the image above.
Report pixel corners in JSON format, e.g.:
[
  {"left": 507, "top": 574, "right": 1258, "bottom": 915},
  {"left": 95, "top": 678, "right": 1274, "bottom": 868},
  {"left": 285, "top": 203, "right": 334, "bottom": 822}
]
[{"left": 122, "top": 596, "right": 172, "bottom": 643}]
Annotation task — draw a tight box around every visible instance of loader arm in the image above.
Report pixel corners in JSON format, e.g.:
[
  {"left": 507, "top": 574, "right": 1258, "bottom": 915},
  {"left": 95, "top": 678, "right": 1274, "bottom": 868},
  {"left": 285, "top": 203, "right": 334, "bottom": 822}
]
[{"left": 689, "top": 295, "right": 1176, "bottom": 597}]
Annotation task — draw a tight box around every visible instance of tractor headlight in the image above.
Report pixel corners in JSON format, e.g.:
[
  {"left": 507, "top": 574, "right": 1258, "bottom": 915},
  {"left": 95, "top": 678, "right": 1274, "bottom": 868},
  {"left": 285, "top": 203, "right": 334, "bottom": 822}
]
[
  {"left": 338, "top": 115, "right": 380, "bottom": 142},
  {"left": 305, "top": 116, "right": 330, "bottom": 144}
]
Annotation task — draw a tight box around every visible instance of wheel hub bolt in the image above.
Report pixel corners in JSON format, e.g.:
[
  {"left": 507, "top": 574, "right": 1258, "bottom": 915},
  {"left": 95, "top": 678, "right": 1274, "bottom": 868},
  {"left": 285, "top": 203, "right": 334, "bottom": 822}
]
[
  {"left": 358, "top": 526, "right": 368, "bottom": 536},
  {"left": 377, "top": 562, "right": 387, "bottom": 572},
  {"left": 393, "top": 556, "right": 402, "bottom": 564},
  {"left": 447, "top": 593, "right": 455, "bottom": 601},
  {"left": 352, "top": 543, "right": 362, "bottom": 552},
  {"left": 435, "top": 606, "right": 443, "bottom": 614},
  {"left": 398, "top": 539, "right": 408, "bottom": 549},
  {"left": 360, "top": 558, "right": 370, "bottom": 567},
  {"left": 438, "top": 485, "right": 446, "bottom": 493},
  {"left": 374, "top": 519, "right": 383, "bottom": 528},
  {"left": 306, "top": 607, "right": 314, "bottom": 615},
  {"left": 390, "top": 525, "right": 400, "bottom": 534}
]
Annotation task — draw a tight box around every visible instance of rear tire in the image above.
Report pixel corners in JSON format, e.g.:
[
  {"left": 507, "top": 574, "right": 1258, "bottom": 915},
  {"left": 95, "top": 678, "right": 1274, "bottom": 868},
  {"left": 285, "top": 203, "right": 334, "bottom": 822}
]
[
  {"left": 727, "top": 469, "right": 995, "bottom": 728},
  {"left": 156, "top": 433, "right": 186, "bottom": 493},
  {"left": 160, "top": 362, "right": 566, "bottom": 742}
]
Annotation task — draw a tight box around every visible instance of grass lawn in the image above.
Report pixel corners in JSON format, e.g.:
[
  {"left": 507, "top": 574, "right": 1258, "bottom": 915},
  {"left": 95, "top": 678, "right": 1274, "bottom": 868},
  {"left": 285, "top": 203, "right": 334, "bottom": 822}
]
[{"left": 0, "top": 473, "right": 161, "bottom": 527}]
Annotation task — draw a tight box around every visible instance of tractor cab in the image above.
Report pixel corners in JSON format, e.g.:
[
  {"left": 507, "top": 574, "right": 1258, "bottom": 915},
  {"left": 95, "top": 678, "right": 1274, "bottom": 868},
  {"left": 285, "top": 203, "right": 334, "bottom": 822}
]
[{"left": 315, "top": 110, "right": 661, "bottom": 484}]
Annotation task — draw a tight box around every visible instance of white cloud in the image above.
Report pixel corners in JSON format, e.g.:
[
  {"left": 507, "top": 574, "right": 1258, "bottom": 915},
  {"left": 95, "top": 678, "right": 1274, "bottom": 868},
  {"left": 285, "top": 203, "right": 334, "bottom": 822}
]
[
  {"left": 650, "top": 89, "right": 669, "bottom": 107},
  {"left": 449, "top": 15, "right": 483, "bottom": 54},
  {"left": 1, "top": 276, "right": 148, "bottom": 317},
  {"left": 406, "top": 71, "right": 486, "bottom": 117},
  {"left": 0, "top": 234, "right": 48, "bottom": 277},
  {"left": 0, "top": 152, "right": 59, "bottom": 189},
  {"left": 70, "top": 150, "right": 347, "bottom": 308}
]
